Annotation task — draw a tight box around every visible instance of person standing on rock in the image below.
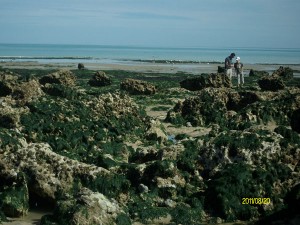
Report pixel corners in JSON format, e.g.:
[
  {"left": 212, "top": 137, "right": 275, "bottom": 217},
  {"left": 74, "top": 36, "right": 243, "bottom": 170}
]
[
  {"left": 234, "top": 56, "right": 244, "bottom": 88},
  {"left": 225, "top": 53, "right": 236, "bottom": 80}
]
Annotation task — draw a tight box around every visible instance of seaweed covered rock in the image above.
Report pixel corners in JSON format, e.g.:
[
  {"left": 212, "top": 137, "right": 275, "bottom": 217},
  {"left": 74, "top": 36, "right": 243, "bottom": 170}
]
[
  {"left": 205, "top": 162, "right": 294, "bottom": 222},
  {"left": 258, "top": 76, "right": 285, "bottom": 91},
  {"left": 198, "top": 129, "right": 288, "bottom": 174},
  {"left": 0, "top": 172, "right": 29, "bottom": 217},
  {"left": 180, "top": 73, "right": 231, "bottom": 91},
  {"left": 0, "top": 100, "right": 29, "bottom": 128},
  {"left": 39, "top": 70, "right": 76, "bottom": 86},
  {"left": 0, "top": 79, "right": 43, "bottom": 105},
  {"left": 226, "top": 91, "right": 260, "bottom": 111},
  {"left": 41, "top": 188, "right": 122, "bottom": 225},
  {"left": 230, "top": 89, "right": 300, "bottom": 129},
  {"left": 0, "top": 70, "right": 20, "bottom": 82},
  {"left": 0, "top": 142, "right": 109, "bottom": 201},
  {"left": 0, "top": 70, "right": 20, "bottom": 96},
  {"left": 120, "top": 78, "right": 156, "bottom": 95},
  {"left": 84, "top": 92, "right": 141, "bottom": 118},
  {"left": 249, "top": 69, "right": 269, "bottom": 77},
  {"left": 166, "top": 86, "right": 300, "bottom": 129},
  {"left": 166, "top": 88, "right": 230, "bottom": 126},
  {"left": 291, "top": 108, "right": 300, "bottom": 133},
  {"left": 272, "top": 66, "right": 293, "bottom": 79},
  {"left": 12, "top": 79, "right": 44, "bottom": 104},
  {"left": 88, "top": 71, "right": 112, "bottom": 87},
  {"left": 42, "top": 83, "right": 78, "bottom": 99}
]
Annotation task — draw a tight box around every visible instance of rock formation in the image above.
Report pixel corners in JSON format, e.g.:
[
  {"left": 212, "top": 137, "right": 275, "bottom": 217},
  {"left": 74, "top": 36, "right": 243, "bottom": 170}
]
[
  {"left": 78, "top": 63, "right": 85, "bottom": 70},
  {"left": 180, "top": 73, "right": 231, "bottom": 91},
  {"left": 88, "top": 71, "right": 112, "bottom": 87},
  {"left": 272, "top": 66, "right": 293, "bottom": 79},
  {"left": 120, "top": 78, "right": 156, "bottom": 95},
  {"left": 39, "top": 70, "right": 76, "bottom": 86},
  {"left": 258, "top": 76, "right": 285, "bottom": 91}
]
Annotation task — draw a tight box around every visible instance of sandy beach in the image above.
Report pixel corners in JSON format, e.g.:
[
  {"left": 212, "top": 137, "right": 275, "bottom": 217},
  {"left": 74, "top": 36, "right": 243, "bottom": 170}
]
[{"left": 1, "top": 61, "right": 300, "bottom": 76}]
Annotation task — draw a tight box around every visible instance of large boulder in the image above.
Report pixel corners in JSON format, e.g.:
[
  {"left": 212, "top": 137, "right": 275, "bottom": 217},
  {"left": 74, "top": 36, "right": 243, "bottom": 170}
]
[
  {"left": 258, "top": 76, "right": 285, "bottom": 91},
  {"left": 77, "top": 63, "right": 85, "bottom": 70},
  {"left": 39, "top": 70, "right": 76, "bottom": 86},
  {"left": 180, "top": 73, "right": 231, "bottom": 91},
  {"left": 272, "top": 66, "right": 293, "bottom": 79},
  {"left": 88, "top": 71, "right": 112, "bottom": 87},
  {"left": 120, "top": 78, "right": 156, "bottom": 95}
]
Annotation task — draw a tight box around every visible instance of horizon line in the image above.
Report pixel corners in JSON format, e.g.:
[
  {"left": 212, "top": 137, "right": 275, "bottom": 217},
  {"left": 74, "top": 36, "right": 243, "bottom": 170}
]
[{"left": 1, "top": 42, "right": 300, "bottom": 50}]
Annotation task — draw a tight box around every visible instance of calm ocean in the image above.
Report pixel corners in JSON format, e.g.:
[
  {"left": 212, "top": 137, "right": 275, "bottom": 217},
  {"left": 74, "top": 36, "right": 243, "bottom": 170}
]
[{"left": 0, "top": 43, "right": 300, "bottom": 65}]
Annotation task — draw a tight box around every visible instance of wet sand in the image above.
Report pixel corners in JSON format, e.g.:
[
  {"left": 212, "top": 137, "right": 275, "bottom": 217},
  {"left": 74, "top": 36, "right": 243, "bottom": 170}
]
[
  {"left": 1, "top": 61, "right": 300, "bottom": 75},
  {"left": 2, "top": 209, "right": 51, "bottom": 225}
]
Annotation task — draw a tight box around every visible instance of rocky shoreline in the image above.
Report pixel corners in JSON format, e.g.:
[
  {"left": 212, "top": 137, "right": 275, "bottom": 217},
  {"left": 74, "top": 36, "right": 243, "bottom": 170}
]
[{"left": 0, "top": 64, "right": 299, "bottom": 224}]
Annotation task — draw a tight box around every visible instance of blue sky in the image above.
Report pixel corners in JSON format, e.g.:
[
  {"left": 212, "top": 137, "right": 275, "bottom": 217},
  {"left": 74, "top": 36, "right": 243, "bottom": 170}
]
[{"left": 0, "top": 0, "right": 299, "bottom": 48}]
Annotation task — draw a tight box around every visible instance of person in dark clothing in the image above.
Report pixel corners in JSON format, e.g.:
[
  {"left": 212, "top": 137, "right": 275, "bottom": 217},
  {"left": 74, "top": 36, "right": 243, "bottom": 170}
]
[{"left": 224, "top": 53, "right": 236, "bottom": 80}]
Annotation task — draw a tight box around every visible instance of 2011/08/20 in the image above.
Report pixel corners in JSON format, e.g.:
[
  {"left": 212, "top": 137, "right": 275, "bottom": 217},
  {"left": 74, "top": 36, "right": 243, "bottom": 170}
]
[{"left": 242, "top": 198, "right": 271, "bottom": 205}]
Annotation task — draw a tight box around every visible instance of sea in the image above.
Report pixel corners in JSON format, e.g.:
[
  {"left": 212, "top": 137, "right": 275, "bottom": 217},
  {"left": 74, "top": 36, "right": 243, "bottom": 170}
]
[{"left": 1, "top": 43, "right": 300, "bottom": 66}]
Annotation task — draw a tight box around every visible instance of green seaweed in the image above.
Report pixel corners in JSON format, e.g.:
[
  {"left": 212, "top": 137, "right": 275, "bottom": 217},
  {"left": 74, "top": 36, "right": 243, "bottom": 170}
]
[
  {"left": 128, "top": 197, "right": 169, "bottom": 224},
  {"left": 205, "top": 162, "right": 292, "bottom": 222},
  {"left": 170, "top": 203, "right": 203, "bottom": 225},
  {"left": 116, "top": 213, "right": 132, "bottom": 225},
  {"left": 82, "top": 174, "right": 130, "bottom": 199}
]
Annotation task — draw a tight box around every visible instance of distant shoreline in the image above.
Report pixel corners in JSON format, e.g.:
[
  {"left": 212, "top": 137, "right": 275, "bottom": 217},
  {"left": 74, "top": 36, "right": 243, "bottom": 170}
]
[{"left": 1, "top": 56, "right": 300, "bottom": 66}]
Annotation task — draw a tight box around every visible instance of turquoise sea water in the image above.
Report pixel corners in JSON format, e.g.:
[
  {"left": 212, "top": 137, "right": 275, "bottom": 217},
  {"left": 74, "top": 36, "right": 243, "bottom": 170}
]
[{"left": 0, "top": 43, "right": 300, "bottom": 65}]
